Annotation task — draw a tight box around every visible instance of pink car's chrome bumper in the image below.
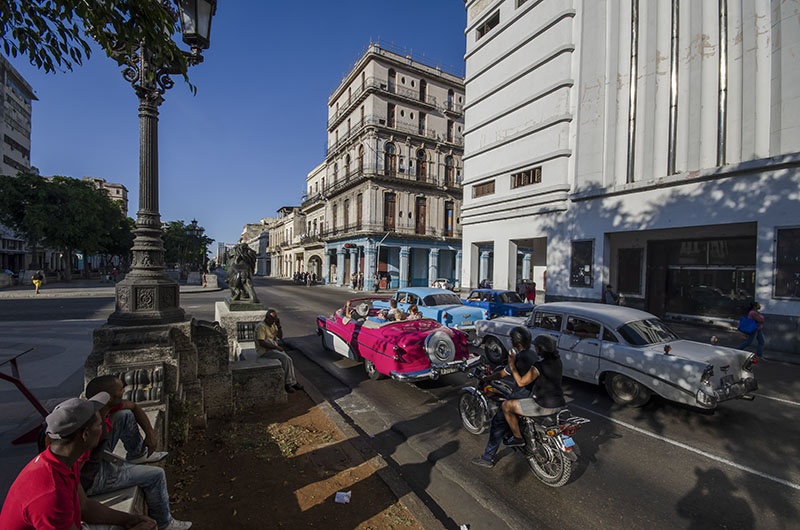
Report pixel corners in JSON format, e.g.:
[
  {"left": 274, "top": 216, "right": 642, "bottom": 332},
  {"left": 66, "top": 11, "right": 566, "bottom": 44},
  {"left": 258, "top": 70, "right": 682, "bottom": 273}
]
[{"left": 390, "top": 356, "right": 482, "bottom": 382}]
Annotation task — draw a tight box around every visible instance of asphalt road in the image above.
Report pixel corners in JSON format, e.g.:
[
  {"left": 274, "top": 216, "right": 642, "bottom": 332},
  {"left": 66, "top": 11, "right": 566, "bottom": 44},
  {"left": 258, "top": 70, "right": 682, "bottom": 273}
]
[{"left": 2, "top": 279, "right": 799, "bottom": 529}]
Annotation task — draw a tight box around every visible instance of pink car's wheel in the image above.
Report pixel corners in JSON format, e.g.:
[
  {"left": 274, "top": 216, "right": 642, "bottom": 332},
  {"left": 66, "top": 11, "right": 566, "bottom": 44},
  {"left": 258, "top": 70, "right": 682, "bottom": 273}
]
[{"left": 364, "top": 358, "right": 386, "bottom": 380}]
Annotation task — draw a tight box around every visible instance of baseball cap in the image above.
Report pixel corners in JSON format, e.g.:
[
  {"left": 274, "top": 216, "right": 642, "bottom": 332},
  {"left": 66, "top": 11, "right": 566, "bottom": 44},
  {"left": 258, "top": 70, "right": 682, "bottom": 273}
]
[{"left": 45, "top": 392, "right": 110, "bottom": 439}]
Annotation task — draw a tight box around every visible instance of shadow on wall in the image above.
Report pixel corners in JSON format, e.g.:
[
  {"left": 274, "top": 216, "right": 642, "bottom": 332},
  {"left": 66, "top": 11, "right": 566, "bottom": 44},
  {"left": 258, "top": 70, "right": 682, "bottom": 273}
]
[{"left": 537, "top": 163, "right": 800, "bottom": 352}]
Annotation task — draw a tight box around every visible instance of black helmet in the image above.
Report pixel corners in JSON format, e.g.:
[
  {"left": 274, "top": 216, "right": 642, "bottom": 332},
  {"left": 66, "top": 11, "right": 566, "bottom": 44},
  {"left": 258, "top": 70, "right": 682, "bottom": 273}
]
[
  {"left": 510, "top": 326, "right": 532, "bottom": 350},
  {"left": 533, "top": 334, "right": 557, "bottom": 355}
]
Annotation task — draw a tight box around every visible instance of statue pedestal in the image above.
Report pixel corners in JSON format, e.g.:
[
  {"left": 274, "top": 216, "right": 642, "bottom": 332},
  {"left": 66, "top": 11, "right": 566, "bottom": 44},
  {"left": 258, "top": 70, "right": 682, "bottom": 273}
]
[
  {"left": 187, "top": 272, "right": 203, "bottom": 285},
  {"left": 215, "top": 301, "right": 266, "bottom": 362},
  {"left": 204, "top": 274, "right": 219, "bottom": 289}
]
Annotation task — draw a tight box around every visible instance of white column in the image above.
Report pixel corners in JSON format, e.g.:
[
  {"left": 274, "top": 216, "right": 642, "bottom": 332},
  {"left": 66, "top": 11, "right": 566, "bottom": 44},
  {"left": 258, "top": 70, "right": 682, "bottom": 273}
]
[
  {"left": 323, "top": 251, "right": 331, "bottom": 284},
  {"left": 479, "top": 251, "right": 490, "bottom": 283},
  {"left": 365, "top": 242, "right": 377, "bottom": 291},
  {"left": 428, "top": 248, "right": 439, "bottom": 285},
  {"left": 349, "top": 246, "right": 358, "bottom": 287},
  {"left": 522, "top": 253, "right": 532, "bottom": 280},
  {"left": 399, "top": 246, "right": 410, "bottom": 288},
  {"left": 336, "top": 248, "right": 346, "bottom": 286},
  {"left": 454, "top": 250, "right": 462, "bottom": 286}
]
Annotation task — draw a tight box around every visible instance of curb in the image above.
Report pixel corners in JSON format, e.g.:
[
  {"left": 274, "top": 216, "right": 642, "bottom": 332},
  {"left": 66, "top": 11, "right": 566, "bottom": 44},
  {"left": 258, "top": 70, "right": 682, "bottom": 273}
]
[
  {"left": 0, "top": 287, "right": 223, "bottom": 300},
  {"left": 288, "top": 345, "right": 447, "bottom": 530}
]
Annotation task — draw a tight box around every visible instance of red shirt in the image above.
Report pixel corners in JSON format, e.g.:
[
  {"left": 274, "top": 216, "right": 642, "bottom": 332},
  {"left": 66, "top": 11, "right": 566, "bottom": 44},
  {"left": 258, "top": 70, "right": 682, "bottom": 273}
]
[
  {"left": 0, "top": 448, "right": 82, "bottom": 530},
  {"left": 103, "top": 403, "right": 124, "bottom": 432}
]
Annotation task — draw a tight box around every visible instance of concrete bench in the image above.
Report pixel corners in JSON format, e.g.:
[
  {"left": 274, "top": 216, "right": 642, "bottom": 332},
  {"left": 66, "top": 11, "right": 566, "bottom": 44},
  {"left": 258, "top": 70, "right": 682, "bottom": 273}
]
[
  {"left": 111, "top": 408, "right": 164, "bottom": 460},
  {"left": 231, "top": 357, "right": 287, "bottom": 411}
]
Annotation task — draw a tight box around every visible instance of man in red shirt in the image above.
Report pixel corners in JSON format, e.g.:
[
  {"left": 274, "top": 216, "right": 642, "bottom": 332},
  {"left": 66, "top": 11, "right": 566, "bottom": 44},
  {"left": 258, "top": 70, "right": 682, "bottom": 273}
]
[{"left": 0, "top": 393, "right": 155, "bottom": 530}]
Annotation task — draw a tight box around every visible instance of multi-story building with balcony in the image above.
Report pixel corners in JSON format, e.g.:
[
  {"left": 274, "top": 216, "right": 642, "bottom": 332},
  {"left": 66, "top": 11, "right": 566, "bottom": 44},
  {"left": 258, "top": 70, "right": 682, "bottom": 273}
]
[
  {"left": 461, "top": 0, "right": 800, "bottom": 353},
  {"left": 241, "top": 217, "right": 276, "bottom": 276},
  {"left": 299, "top": 162, "right": 327, "bottom": 279},
  {"left": 82, "top": 176, "right": 129, "bottom": 216},
  {"left": 316, "top": 42, "right": 466, "bottom": 290},
  {"left": 268, "top": 206, "right": 305, "bottom": 278}
]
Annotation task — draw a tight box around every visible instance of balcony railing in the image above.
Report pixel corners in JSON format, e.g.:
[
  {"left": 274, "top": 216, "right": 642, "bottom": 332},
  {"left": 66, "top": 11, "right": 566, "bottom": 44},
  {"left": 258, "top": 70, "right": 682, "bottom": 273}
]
[
  {"left": 319, "top": 166, "right": 461, "bottom": 200},
  {"left": 320, "top": 224, "right": 460, "bottom": 241},
  {"left": 325, "top": 115, "right": 463, "bottom": 157},
  {"left": 328, "top": 75, "right": 458, "bottom": 130}
]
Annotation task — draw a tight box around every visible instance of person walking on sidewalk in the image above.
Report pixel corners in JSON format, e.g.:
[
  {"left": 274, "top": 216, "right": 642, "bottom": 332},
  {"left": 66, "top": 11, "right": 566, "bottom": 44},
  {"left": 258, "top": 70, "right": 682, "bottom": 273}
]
[
  {"left": 737, "top": 302, "right": 766, "bottom": 359},
  {"left": 81, "top": 375, "right": 190, "bottom": 530},
  {"left": 256, "top": 309, "right": 304, "bottom": 393},
  {"left": 32, "top": 270, "right": 44, "bottom": 294}
]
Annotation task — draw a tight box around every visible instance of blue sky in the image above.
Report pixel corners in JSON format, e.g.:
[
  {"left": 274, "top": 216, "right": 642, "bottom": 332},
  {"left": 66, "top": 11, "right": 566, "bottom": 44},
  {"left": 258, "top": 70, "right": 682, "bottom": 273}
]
[{"left": 8, "top": 1, "right": 467, "bottom": 248}]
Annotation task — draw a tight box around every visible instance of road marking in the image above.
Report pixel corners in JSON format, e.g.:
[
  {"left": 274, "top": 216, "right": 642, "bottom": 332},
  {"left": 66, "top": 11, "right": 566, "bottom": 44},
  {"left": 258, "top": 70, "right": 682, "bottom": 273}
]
[
  {"left": 753, "top": 393, "right": 800, "bottom": 407},
  {"left": 570, "top": 403, "right": 800, "bottom": 492}
]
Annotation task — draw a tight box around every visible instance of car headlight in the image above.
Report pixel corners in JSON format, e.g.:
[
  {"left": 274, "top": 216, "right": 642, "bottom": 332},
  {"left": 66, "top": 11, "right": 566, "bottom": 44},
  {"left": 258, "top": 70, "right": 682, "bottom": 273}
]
[{"left": 700, "top": 364, "right": 714, "bottom": 385}]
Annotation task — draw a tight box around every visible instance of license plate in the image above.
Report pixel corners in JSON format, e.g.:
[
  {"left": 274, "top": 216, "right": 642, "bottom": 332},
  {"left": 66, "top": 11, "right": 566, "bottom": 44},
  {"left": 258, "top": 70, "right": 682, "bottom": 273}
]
[
  {"left": 460, "top": 320, "right": 473, "bottom": 326},
  {"left": 561, "top": 435, "right": 575, "bottom": 448},
  {"left": 439, "top": 366, "right": 459, "bottom": 375}
]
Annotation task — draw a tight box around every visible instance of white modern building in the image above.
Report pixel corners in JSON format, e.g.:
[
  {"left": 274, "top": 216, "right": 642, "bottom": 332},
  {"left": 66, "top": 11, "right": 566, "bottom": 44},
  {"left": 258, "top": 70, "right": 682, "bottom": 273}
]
[{"left": 461, "top": 0, "right": 800, "bottom": 352}]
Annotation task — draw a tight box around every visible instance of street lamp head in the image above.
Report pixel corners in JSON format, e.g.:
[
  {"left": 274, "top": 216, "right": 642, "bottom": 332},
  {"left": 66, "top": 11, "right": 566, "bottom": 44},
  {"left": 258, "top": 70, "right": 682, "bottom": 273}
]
[
  {"left": 177, "top": 0, "right": 217, "bottom": 52},
  {"left": 187, "top": 218, "right": 200, "bottom": 237}
]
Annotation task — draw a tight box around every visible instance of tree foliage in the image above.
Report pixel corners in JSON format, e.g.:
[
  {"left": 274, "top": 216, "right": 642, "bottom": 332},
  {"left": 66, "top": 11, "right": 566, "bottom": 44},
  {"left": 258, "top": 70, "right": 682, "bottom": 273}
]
[
  {"left": 163, "top": 219, "right": 214, "bottom": 270},
  {"left": 0, "top": 173, "right": 134, "bottom": 278},
  {"left": 0, "top": 0, "right": 193, "bottom": 85}
]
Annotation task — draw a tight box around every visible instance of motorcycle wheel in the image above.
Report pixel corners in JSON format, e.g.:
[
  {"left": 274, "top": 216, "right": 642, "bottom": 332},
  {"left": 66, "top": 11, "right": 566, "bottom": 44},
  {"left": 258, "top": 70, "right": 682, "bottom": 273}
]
[
  {"left": 458, "top": 393, "right": 489, "bottom": 435},
  {"left": 525, "top": 430, "right": 573, "bottom": 487}
]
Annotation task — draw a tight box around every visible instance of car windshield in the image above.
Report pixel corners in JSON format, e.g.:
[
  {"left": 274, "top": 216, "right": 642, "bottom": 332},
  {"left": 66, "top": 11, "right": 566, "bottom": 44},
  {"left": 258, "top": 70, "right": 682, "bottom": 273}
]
[
  {"left": 423, "top": 293, "right": 462, "bottom": 306},
  {"left": 617, "top": 319, "right": 680, "bottom": 345},
  {"left": 497, "top": 292, "right": 523, "bottom": 304}
]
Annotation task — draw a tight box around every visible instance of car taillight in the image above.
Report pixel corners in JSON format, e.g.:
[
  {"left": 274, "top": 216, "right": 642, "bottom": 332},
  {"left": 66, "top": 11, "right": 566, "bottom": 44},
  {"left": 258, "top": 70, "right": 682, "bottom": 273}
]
[
  {"left": 700, "top": 364, "right": 714, "bottom": 385},
  {"left": 443, "top": 312, "right": 450, "bottom": 321},
  {"left": 743, "top": 354, "right": 757, "bottom": 370}
]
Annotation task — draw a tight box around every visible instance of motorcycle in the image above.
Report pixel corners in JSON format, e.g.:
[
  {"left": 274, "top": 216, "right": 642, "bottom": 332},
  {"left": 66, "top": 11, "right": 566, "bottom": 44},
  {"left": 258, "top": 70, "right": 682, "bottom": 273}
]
[{"left": 458, "top": 358, "right": 590, "bottom": 487}]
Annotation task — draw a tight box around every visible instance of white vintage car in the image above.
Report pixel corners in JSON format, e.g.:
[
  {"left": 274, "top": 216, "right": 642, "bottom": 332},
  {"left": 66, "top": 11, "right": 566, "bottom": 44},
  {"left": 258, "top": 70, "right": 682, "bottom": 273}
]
[{"left": 475, "top": 302, "right": 758, "bottom": 409}]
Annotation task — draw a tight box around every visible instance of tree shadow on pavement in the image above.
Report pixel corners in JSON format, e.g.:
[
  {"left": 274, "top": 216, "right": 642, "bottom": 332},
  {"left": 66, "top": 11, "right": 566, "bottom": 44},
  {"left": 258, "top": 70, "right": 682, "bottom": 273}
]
[{"left": 676, "top": 467, "right": 755, "bottom": 530}]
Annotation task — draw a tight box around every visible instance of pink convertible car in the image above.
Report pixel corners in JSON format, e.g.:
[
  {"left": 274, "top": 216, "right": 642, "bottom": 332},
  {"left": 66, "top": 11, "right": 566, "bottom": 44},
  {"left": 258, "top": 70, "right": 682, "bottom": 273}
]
[{"left": 316, "top": 297, "right": 478, "bottom": 382}]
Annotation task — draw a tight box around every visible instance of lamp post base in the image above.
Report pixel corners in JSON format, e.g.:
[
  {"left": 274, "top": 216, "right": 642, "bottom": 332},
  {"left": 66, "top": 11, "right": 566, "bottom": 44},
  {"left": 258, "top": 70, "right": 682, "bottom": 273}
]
[{"left": 107, "top": 274, "right": 186, "bottom": 326}]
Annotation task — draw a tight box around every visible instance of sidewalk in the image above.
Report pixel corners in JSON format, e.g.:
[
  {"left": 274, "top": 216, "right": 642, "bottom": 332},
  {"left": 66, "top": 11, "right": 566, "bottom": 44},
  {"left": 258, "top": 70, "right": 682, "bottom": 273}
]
[
  {"left": 0, "top": 279, "right": 222, "bottom": 299},
  {"left": 669, "top": 320, "right": 798, "bottom": 364}
]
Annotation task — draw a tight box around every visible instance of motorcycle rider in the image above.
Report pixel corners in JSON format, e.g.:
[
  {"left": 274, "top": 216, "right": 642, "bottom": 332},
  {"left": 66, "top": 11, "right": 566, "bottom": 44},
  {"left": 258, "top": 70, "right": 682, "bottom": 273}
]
[
  {"left": 471, "top": 327, "right": 539, "bottom": 468},
  {"left": 502, "top": 334, "right": 566, "bottom": 445}
]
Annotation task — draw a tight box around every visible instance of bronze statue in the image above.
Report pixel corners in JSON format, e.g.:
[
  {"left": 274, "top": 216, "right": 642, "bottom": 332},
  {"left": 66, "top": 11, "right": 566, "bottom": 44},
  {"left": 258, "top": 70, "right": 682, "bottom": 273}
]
[{"left": 226, "top": 243, "right": 260, "bottom": 303}]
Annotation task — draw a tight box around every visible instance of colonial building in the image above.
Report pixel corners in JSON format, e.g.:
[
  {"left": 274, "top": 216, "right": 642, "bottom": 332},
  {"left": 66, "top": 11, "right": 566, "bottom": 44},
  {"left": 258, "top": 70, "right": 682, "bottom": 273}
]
[
  {"left": 82, "top": 176, "right": 129, "bottom": 216},
  {"left": 461, "top": 0, "right": 800, "bottom": 352},
  {"left": 240, "top": 217, "right": 276, "bottom": 276},
  {"left": 300, "top": 162, "right": 326, "bottom": 280},
  {"left": 312, "top": 42, "right": 466, "bottom": 290},
  {"left": 1, "top": 54, "right": 36, "bottom": 273},
  {"left": 268, "top": 207, "right": 305, "bottom": 278}
]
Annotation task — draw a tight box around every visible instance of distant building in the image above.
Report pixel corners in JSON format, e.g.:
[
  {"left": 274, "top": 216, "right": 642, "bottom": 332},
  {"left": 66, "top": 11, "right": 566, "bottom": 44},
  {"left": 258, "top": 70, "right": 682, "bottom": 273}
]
[
  {"left": 315, "top": 42, "right": 466, "bottom": 290},
  {"left": 268, "top": 207, "right": 304, "bottom": 278},
  {"left": 0, "top": 55, "right": 37, "bottom": 273},
  {"left": 82, "top": 176, "right": 129, "bottom": 216},
  {"left": 461, "top": 0, "right": 800, "bottom": 352},
  {"left": 240, "top": 217, "right": 276, "bottom": 275}
]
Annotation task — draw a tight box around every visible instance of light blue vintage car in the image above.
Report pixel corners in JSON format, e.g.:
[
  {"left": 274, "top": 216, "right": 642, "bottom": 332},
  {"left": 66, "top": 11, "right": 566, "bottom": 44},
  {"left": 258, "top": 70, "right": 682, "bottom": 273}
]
[{"left": 375, "top": 287, "right": 488, "bottom": 334}]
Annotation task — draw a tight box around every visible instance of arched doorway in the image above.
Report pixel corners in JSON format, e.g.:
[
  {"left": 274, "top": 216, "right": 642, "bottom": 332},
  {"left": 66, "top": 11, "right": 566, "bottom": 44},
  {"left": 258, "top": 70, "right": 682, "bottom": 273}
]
[
  {"left": 307, "top": 255, "right": 323, "bottom": 281},
  {"left": 416, "top": 149, "right": 427, "bottom": 181},
  {"left": 444, "top": 155, "right": 454, "bottom": 186},
  {"left": 385, "top": 143, "right": 396, "bottom": 176}
]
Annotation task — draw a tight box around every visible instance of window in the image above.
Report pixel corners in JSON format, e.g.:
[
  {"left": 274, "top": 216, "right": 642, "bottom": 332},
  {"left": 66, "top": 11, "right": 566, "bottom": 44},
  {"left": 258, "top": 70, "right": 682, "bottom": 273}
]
[
  {"left": 384, "top": 143, "right": 396, "bottom": 176},
  {"left": 511, "top": 167, "right": 542, "bottom": 188},
  {"left": 419, "top": 79, "right": 427, "bottom": 102},
  {"left": 602, "top": 328, "right": 618, "bottom": 343},
  {"left": 388, "top": 69, "right": 396, "bottom": 93},
  {"left": 445, "top": 201, "right": 454, "bottom": 237},
  {"left": 333, "top": 163, "right": 338, "bottom": 184},
  {"left": 533, "top": 312, "right": 563, "bottom": 331},
  {"left": 423, "top": 293, "right": 462, "bottom": 306},
  {"left": 361, "top": 72, "right": 365, "bottom": 90},
  {"left": 447, "top": 89, "right": 454, "bottom": 110},
  {"left": 384, "top": 192, "right": 396, "bottom": 230},
  {"left": 358, "top": 145, "right": 364, "bottom": 173},
  {"left": 570, "top": 240, "right": 594, "bottom": 287},
  {"left": 447, "top": 119, "right": 454, "bottom": 142},
  {"left": 356, "top": 193, "right": 363, "bottom": 230},
  {"left": 565, "top": 316, "right": 601, "bottom": 339},
  {"left": 473, "top": 180, "right": 495, "bottom": 198},
  {"left": 415, "top": 197, "right": 427, "bottom": 235},
  {"left": 345, "top": 154, "right": 351, "bottom": 179},
  {"left": 618, "top": 319, "right": 679, "bottom": 345},
  {"left": 618, "top": 248, "right": 644, "bottom": 295},
  {"left": 775, "top": 227, "right": 800, "bottom": 298},
  {"left": 416, "top": 149, "right": 427, "bottom": 181},
  {"left": 343, "top": 199, "right": 350, "bottom": 230},
  {"left": 476, "top": 11, "right": 500, "bottom": 40},
  {"left": 444, "top": 156, "right": 455, "bottom": 186},
  {"left": 418, "top": 112, "right": 426, "bottom": 135},
  {"left": 388, "top": 103, "right": 396, "bottom": 128},
  {"left": 347, "top": 118, "right": 351, "bottom": 136},
  {"left": 360, "top": 105, "right": 365, "bottom": 125},
  {"left": 348, "top": 87, "right": 352, "bottom": 104},
  {"left": 517, "top": 0, "right": 529, "bottom": 7},
  {"left": 332, "top": 203, "right": 338, "bottom": 230}
]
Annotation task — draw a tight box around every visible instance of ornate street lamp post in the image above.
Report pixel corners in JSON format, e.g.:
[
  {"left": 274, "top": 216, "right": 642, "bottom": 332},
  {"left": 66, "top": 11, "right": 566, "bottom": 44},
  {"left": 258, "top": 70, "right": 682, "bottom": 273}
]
[
  {"left": 108, "top": 0, "right": 216, "bottom": 325},
  {"left": 186, "top": 218, "right": 200, "bottom": 269}
]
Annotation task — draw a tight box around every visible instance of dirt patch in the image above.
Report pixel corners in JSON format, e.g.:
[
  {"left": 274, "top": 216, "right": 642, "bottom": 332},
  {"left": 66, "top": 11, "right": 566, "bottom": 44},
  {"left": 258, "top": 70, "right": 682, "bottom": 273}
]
[{"left": 165, "top": 392, "right": 424, "bottom": 529}]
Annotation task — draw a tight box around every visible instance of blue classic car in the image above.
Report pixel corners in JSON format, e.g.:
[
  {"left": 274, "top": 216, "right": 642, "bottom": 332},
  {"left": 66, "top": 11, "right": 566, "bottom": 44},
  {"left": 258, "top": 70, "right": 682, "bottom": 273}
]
[
  {"left": 462, "top": 289, "right": 533, "bottom": 318},
  {"left": 375, "top": 287, "right": 487, "bottom": 333}
]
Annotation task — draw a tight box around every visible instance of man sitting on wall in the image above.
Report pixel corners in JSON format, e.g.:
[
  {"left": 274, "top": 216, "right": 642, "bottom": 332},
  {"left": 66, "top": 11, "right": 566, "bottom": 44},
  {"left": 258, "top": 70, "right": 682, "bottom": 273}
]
[
  {"left": 81, "top": 375, "right": 190, "bottom": 530},
  {"left": 256, "top": 309, "right": 304, "bottom": 394},
  {"left": 0, "top": 393, "right": 156, "bottom": 530}
]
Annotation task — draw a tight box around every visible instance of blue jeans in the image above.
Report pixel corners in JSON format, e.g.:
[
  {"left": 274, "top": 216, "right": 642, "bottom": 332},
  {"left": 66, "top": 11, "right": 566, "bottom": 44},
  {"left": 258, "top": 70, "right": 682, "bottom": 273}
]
[
  {"left": 86, "top": 410, "right": 173, "bottom": 529},
  {"left": 737, "top": 329, "right": 765, "bottom": 358},
  {"left": 481, "top": 409, "right": 511, "bottom": 462}
]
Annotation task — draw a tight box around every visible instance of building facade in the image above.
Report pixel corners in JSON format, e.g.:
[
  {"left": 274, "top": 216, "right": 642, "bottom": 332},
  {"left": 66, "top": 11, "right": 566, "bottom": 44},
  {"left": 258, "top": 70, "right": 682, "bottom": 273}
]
[
  {"left": 1, "top": 55, "right": 37, "bottom": 273},
  {"left": 315, "top": 43, "right": 466, "bottom": 290},
  {"left": 82, "top": 176, "right": 129, "bottom": 216},
  {"left": 268, "top": 207, "right": 305, "bottom": 278},
  {"left": 461, "top": 0, "right": 800, "bottom": 352},
  {"left": 240, "top": 217, "right": 276, "bottom": 276}
]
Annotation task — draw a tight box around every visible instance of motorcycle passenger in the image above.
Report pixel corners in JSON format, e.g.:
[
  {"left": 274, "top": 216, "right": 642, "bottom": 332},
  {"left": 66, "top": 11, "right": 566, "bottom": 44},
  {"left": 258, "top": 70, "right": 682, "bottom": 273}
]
[
  {"left": 502, "top": 334, "right": 566, "bottom": 445},
  {"left": 472, "top": 327, "right": 539, "bottom": 468}
]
